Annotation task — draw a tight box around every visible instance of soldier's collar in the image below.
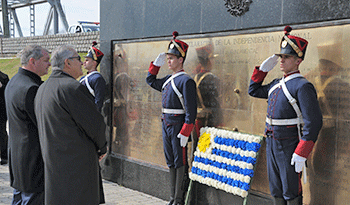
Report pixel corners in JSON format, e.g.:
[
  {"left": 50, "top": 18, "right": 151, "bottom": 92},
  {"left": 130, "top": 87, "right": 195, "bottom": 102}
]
[{"left": 284, "top": 70, "right": 300, "bottom": 77}]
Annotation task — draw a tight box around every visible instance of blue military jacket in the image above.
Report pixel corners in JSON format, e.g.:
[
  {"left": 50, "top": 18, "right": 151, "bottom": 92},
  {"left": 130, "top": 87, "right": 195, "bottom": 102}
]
[
  {"left": 80, "top": 71, "right": 106, "bottom": 112},
  {"left": 146, "top": 63, "right": 197, "bottom": 127},
  {"left": 249, "top": 68, "right": 322, "bottom": 148}
]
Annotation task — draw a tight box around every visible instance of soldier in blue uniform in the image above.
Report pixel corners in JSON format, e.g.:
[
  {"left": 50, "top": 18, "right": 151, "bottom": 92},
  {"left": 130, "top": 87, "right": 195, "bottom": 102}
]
[
  {"left": 146, "top": 31, "right": 197, "bottom": 205},
  {"left": 80, "top": 41, "right": 106, "bottom": 112},
  {"left": 79, "top": 41, "right": 106, "bottom": 204},
  {"left": 248, "top": 26, "right": 323, "bottom": 205}
]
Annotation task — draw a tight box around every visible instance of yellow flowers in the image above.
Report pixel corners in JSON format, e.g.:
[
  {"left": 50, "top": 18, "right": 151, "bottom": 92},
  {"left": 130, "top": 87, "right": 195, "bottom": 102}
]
[{"left": 198, "top": 132, "right": 211, "bottom": 152}]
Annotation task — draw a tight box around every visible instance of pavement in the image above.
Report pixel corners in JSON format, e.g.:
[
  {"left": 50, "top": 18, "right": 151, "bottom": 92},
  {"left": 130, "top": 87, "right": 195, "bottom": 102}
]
[{"left": 0, "top": 163, "right": 167, "bottom": 205}]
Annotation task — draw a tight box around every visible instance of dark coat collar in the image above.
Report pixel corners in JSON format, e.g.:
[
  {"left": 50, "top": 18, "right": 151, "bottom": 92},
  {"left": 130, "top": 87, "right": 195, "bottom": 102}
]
[{"left": 18, "top": 67, "right": 42, "bottom": 85}]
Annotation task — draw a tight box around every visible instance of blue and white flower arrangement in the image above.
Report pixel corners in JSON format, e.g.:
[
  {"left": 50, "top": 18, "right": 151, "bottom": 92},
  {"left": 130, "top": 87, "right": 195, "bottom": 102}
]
[{"left": 189, "top": 127, "right": 263, "bottom": 198}]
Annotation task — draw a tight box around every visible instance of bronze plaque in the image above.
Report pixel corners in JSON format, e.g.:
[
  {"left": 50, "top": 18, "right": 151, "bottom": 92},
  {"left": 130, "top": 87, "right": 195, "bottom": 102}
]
[{"left": 112, "top": 24, "right": 350, "bottom": 202}]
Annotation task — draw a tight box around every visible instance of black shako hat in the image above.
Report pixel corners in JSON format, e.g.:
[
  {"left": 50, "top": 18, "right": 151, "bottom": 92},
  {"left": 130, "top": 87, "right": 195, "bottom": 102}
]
[
  {"left": 85, "top": 41, "right": 104, "bottom": 64},
  {"left": 196, "top": 43, "right": 214, "bottom": 67},
  {"left": 276, "top": 26, "right": 308, "bottom": 60},
  {"left": 166, "top": 31, "right": 189, "bottom": 60}
]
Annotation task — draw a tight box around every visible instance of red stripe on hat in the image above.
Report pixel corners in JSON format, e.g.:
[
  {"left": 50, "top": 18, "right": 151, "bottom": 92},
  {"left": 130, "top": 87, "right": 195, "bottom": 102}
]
[
  {"left": 175, "top": 39, "right": 189, "bottom": 53},
  {"left": 289, "top": 36, "right": 308, "bottom": 51}
]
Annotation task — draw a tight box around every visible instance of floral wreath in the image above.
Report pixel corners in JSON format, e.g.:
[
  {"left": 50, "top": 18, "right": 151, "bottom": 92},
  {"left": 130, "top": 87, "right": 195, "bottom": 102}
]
[{"left": 189, "top": 127, "right": 263, "bottom": 199}]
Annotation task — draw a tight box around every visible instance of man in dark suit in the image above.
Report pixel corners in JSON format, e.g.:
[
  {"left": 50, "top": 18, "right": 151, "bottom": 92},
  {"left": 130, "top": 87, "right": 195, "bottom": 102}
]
[
  {"left": 5, "top": 45, "right": 51, "bottom": 204},
  {"left": 34, "top": 45, "right": 107, "bottom": 205},
  {"left": 0, "top": 71, "right": 9, "bottom": 165}
]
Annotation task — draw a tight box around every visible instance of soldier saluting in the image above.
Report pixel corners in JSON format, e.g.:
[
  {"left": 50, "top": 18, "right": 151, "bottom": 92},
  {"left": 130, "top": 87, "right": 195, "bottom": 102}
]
[
  {"left": 146, "top": 31, "right": 197, "bottom": 205},
  {"left": 248, "top": 26, "right": 322, "bottom": 205}
]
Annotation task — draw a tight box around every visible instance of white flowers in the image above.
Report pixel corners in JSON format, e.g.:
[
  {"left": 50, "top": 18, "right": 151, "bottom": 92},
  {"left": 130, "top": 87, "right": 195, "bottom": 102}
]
[
  {"left": 190, "top": 127, "right": 263, "bottom": 198},
  {"left": 189, "top": 172, "right": 249, "bottom": 198}
]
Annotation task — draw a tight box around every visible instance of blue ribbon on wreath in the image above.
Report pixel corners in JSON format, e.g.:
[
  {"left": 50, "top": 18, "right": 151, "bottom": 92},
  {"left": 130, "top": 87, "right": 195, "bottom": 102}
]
[
  {"left": 211, "top": 148, "right": 257, "bottom": 165},
  {"left": 193, "top": 156, "right": 254, "bottom": 177},
  {"left": 214, "top": 136, "right": 261, "bottom": 152},
  {"left": 191, "top": 166, "right": 251, "bottom": 191}
]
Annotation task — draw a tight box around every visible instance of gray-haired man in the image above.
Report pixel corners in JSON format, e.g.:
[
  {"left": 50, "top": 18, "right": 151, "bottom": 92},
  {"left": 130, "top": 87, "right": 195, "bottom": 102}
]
[
  {"left": 34, "top": 45, "right": 107, "bottom": 205},
  {"left": 5, "top": 45, "right": 50, "bottom": 205}
]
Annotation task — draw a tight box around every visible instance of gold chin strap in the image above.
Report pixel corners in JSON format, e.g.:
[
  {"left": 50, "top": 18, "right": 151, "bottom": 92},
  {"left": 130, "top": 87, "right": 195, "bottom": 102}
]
[
  {"left": 171, "top": 40, "right": 185, "bottom": 57},
  {"left": 90, "top": 47, "right": 98, "bottom": 61},
  {"left": 283, "top": 36, "right": 303, "bottom": 58}
]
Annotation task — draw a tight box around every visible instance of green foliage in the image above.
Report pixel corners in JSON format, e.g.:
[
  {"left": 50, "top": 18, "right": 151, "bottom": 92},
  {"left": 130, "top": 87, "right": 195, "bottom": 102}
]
[
  {"left": 0, "top": 57, "right": 21, "bottom": 79},
  {"left": 0, "top": 53, "right": 87, "bottom": 81}
]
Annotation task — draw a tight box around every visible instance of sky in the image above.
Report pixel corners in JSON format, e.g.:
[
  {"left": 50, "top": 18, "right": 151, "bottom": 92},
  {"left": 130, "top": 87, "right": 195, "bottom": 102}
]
[{"left": 2, "top": 0, "right": 100, "bottom": 37}]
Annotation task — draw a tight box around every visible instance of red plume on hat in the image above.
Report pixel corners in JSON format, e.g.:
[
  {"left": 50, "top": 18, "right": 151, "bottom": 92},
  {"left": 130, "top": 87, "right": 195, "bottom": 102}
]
[
  {"left": 284, "top": 26, "right": 292, "bottom": 35},
  {"left": 173, "top": 31, "right": 188, "bottom": 54},
  {"left": 172, "top": 31, "right": 179, "bottom": 39}
]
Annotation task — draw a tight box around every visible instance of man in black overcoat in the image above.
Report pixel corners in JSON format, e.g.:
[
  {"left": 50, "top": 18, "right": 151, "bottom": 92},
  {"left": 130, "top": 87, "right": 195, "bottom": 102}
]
[
  {"left": 0, "top": 71, "right": 9, "bottom": 165},
  {"left": 34, "top": 45, "right": 107, "bottom": 205},
  {"left": 5, "top": 45, "right": 51, "bottom": 204}
]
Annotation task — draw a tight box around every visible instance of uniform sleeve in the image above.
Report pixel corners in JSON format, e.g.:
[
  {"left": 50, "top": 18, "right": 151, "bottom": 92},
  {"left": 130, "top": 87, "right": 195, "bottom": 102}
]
[
  {"left": 248, "top": 66, "right": 269, "bottom": 99},
  {"left": 146, "top": 62, "right": 169, "bottom": 92},
  {"left": 179, "top": 78, "right": 197, "bottom": 137},
  {"left": 92, "top": 75, "right": 106, "bottom": 112},
  {"left": 66, "top": 85, "right": 107, "bottom": 155},
  {"left": 294, "top": 82, "right": 323, "bottom": 158}
]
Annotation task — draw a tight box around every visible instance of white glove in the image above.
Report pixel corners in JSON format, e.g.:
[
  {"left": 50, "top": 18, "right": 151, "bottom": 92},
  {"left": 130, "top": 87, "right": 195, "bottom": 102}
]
[
  {"left": 177, "top": 133, "right": 189, "bottom": 147},
  {"left": 153, "top": 52, "right": 166, "bottom": 67},
  {"left": 291, "top": 153, "right": 306, "bottom": 173},
  {"left": 259, "top": 54, "right": 279, "bottom": 72}
]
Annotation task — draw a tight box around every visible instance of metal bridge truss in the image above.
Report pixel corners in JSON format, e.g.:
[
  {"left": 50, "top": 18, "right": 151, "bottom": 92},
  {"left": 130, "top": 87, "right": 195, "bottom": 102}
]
[{"left": 0, "top": 0, "right": 69, "bottom": 37}]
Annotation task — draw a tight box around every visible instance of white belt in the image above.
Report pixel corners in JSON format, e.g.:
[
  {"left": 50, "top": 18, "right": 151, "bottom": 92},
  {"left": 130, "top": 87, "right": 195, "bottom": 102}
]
[
  {"left": 162, "top": 108, "right": 185, "bottom": 114},
  {"left": 266, "top": 117, "right": 304, "bottom": 126}
]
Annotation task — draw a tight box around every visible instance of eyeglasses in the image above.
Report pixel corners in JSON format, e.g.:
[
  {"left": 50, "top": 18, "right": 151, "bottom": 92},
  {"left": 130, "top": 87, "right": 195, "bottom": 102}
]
[{"left": 68, "top": 55, "right": 81, "bottom": 62}]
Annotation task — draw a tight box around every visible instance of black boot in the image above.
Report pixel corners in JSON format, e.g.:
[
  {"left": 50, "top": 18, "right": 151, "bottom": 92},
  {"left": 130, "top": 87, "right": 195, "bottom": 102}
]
[
  {"left": 287, "top": 195, "right": 302, "bottom": 205},
  {"left": 167, "top": 167, "right": 176, "bottom": 205},
  {"left": 174, "top": 166, "right": 185, "bottom": 205},
  {"left": 273, "top": 197, "right": 287, "bottom": 205}
]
